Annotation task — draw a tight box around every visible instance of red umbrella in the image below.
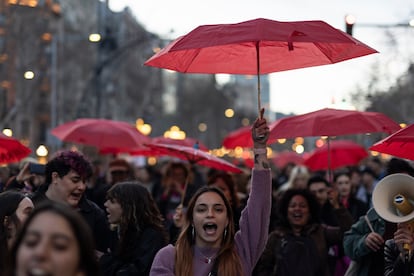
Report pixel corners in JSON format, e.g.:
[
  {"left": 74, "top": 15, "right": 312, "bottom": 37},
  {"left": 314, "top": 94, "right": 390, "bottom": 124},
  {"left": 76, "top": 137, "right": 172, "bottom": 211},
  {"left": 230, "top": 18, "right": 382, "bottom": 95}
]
[
  {"left": 273, "top": 150, "right": 305, "bottom": 168},
  {"left": 269, "top": 108, "right": 400, "bottom": 141},
  {"left": 145, "top": 18, "right": 377, "bottom": 114},
  {"left": 0, "top": 133, "right": 31, "bottom": 164},
  {"left": 304, "top": 140, "right": 368, "bottom": 171},
  {"left": 369, "top": 124, "right": 414, "bottom": 160},
  {"left": 223, "top": 108, "right": 400, "bottom": 148},
  {"left": 222, "top": 125, "right": 252, "bottom": 149},
  {"left": 51, "top": 118, "right": 150, "bottom": 153},
  {"left": 267, "top": 108, "right": 399, "bottom": 180},
  {"left": 145, "top": 143, "right": 243, "bottom": 173},
  {"left": 151, "top": 136, "right": 208, "bottom": 151}
]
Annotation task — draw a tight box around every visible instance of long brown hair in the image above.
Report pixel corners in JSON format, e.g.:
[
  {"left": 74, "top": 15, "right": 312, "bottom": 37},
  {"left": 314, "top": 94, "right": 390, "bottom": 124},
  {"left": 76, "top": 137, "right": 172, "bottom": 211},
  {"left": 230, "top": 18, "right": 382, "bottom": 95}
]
[
  {"left": 106, "top": 181, "right": 169, "bottom": 259},
  {"left": 174, "top": 186, "right": 242, "bottom": 275}
]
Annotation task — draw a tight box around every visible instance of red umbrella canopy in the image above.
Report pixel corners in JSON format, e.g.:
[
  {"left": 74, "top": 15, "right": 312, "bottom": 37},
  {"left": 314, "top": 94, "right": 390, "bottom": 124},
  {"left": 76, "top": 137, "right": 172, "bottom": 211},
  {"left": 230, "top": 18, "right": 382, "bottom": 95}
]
[
  {"left": 51, "top": 118, "right": 151, "bottom": 152},
  {"left": 145, "top": 143, "right": 243, "bottom": 173},
  {"left": 369, "top": 124, "right": 414, "bottom": 161},
  {"left": 145, "top": 18, "right": 377, "bottom": 114},
  {"left": 273, "top": 150, "right": 305, "bottom": 169},
  {"left": 145, "top": 18, "right": 377, "bottom": 75},
  {"left": 269, "top": 108, "right": 401, "bottom": 141},
  {"left": 304, "top": 140, "right": 368, "bottom": 171},
  {"left": 0, "top": 133, "right": 31, "bottom": 164},
  {"left": 151, "top": 136, "right": 208, "bottom": 151},
  {"left": 222, "top": 125, "right": 252, "bottom": 149}
]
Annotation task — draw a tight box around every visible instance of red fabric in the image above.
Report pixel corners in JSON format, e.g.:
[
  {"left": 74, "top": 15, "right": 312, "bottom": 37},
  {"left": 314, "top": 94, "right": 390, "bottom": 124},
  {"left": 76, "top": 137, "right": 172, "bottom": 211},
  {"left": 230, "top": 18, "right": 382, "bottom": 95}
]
[
  {"left": 51, "top": 118, "right": 150, "bottom": 153},
  {"left": 222, "top": 125, "right": 252, "bottom": 149},
  {"left": 369, "top": 124, "right": 414, "bottom": 161},
  {"left": 304, "top": 140, "right": 368, "bottom": 171},
  {"left": 145, "top": 18, "right": 377, "bottom": 75},
  {"left": 151, "top": 136, "right": 208, "bottom": 151},
  {"left": 269, "top": 108, "right": 400, "bottom": 142},
  {"left": 273, "top": 150, "right": 304, "bottom": 168},
  {"left": 0, "top": 133, "right": 31, "bottom": 164},
  {"left": 145, "top": 143, "right": 242, "bottom": 173}
]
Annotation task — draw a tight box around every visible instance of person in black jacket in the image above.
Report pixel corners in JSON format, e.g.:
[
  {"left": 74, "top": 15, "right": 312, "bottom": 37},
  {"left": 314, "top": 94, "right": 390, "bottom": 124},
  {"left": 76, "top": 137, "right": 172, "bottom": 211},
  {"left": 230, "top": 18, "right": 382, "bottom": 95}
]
[
  {"left": 30, "top": 150, "right": 114, "bottom": 254},
  {"left": 384, "top": 222, "right": 414, "bottom": 276},
  {"left": 99, "top": 181, "right": 169, "bottom": 276}
]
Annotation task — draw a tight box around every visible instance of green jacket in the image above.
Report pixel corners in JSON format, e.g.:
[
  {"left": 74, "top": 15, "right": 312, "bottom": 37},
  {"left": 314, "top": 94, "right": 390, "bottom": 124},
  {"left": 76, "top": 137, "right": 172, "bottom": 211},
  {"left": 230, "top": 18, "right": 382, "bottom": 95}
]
[{"left": 343, "top": 208, "right": 386, "bottom": 276}]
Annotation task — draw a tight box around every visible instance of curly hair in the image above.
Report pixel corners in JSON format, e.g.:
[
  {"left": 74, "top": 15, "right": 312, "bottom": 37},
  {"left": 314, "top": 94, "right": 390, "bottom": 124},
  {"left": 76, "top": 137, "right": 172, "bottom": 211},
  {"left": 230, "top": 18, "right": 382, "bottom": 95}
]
[
  {"left": 276, "top": 188, "right": 321, "bottom": 228},
  {"left": 44, "top": 150, "right": 93, "bottom": 185}
]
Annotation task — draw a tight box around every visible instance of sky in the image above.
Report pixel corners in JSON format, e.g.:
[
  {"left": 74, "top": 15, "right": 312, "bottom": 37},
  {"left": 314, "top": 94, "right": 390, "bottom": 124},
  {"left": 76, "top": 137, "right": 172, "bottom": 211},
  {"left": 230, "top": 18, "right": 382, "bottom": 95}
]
[{"left": 108, "top": 0, "right": 414, "bottom": 115}]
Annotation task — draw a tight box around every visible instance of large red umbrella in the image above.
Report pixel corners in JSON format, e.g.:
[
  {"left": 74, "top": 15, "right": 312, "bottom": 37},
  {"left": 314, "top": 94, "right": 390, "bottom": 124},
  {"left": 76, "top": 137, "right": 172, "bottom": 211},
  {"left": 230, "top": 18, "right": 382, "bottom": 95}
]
[
  {"left": 145, "top": 143, "right": 243, "bottom": 173},
  {"left": 0, "top": 133, "right": 31, "bottom": 164},
  {"left": 269, "top": 108, "right": 400, "bottom": 141},
  {"left": 266, "top": 108, "right": 399, "bottom": 180},
  {"left": 222, "top": 108, "right": 400, "bottom": 148},
  {"left": 51, "top": 118, "right": 150, "bottom": 153},
  {"left": 304, "top": 140, "right": 368, "bottom": 171},
  {"left": 369, "top": 124, "right": 414, "bottom": 160},
  {"left": 145, "top": 18, "right": 377, "bottom": 114}
]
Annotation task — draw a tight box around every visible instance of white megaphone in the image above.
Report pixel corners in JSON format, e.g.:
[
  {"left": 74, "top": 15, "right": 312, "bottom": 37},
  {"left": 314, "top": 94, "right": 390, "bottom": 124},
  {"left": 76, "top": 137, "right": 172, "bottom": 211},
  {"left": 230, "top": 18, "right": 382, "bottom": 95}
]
[{"left": 372, "top": 173, "right": 414, "bottom": 257}]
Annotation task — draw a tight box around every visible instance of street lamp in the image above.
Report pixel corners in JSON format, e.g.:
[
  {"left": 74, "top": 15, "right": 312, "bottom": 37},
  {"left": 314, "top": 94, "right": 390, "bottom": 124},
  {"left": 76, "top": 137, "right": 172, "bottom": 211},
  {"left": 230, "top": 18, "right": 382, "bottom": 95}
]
[
  {"left": 135, "top": 118, "right": 152, "bottom": 136},
  {"left": 224, "top": 108, "right": 234, "bottom": 118},
  {"left": 35, "top": 144, "right": 48, "bottom": 164},
  {"left": 2, "top": 128, "right": 12, "bottom": 136},
  {"left": 345, "top": 14, "right": 356, "bottom": 36},
  {"left": 23, "top": 71, "right": 34, "bottom": 80},
  {"left": 164, "top": 126, "right": 186, "bottom": 139}
]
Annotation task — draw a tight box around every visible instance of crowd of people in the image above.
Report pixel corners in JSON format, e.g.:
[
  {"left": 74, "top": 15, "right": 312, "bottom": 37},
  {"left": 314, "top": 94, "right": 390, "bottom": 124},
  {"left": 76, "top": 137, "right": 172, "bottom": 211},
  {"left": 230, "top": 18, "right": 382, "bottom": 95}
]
[{"left": 1, "top": 112, "right": 414, "bottom": 275}]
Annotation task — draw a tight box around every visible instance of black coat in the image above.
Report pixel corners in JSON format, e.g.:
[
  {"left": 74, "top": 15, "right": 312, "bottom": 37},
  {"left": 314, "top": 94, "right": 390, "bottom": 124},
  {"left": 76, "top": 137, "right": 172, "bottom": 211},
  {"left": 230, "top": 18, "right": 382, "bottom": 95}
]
[
  {"left": 99, "top": 226, "right": 168, "bottom": 276},
  {"left": 384, "top": 239, "right": 413, "bottom": 276}
]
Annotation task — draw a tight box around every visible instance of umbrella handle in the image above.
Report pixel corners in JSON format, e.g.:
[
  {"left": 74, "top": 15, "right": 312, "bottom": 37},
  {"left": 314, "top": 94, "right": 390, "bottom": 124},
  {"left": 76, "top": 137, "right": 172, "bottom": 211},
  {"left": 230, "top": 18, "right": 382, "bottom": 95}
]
[{"left": 255, "top": 108, "right": 266, "bottom": 140}]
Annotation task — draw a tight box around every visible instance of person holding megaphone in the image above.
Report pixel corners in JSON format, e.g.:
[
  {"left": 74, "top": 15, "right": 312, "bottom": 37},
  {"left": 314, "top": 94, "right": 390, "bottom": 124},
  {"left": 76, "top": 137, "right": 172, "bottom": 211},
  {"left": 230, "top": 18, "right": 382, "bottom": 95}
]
[
  {"left": 384, "top": 222, "right": 414, "bottom": 275},
  {"left": 344, "top": 158, "right": 414, "bottom": 276}
]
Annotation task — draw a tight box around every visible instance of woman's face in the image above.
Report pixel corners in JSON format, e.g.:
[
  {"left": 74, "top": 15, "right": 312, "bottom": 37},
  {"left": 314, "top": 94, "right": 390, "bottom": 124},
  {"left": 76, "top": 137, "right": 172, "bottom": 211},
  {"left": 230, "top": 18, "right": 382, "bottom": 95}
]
[
  {"left": 287, "top": 195, "right": 310, "bottom": 230},
  {"left": 16, "top": 197, "right": 34, "bottom": 224},
  {"left": 336, "top": 174, "right": 352, "bottom": 198},
  {"left": 15, "top": 211, "right": 83, "bottom": 276},
  {"left": 193, "top": 192, "right": 229, "bottom": 248},
  {"left": 292, "top": 174, "right": 308, "bottom": 189},
  {"left": 104, "top": 198, "right": 123, "bottom": 224}
]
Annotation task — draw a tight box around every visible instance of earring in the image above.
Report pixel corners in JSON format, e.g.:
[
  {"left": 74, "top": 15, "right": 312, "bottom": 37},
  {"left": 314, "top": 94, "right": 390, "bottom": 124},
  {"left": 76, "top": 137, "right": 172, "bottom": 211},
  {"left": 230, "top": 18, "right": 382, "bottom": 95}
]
[
  {"left": 224, "top": 227, "right": 228, "bottom": 240},
  {"left": 192, "top": 225, "right": 195, "bottom": 241}
]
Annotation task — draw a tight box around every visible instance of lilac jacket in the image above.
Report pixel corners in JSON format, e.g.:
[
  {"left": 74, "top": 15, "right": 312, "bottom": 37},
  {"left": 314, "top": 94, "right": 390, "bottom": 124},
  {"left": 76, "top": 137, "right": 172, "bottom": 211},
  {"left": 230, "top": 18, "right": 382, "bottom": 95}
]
[{"left": 150, "top": 169, "right": 272, "bottom": 276}]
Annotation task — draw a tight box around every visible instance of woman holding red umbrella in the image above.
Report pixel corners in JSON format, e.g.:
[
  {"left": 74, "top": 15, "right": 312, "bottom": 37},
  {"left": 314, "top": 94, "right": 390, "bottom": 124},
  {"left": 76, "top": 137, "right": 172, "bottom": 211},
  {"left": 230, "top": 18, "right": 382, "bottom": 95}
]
[{"left": 150, "top": 109, "right": 271, "bottom": 276}]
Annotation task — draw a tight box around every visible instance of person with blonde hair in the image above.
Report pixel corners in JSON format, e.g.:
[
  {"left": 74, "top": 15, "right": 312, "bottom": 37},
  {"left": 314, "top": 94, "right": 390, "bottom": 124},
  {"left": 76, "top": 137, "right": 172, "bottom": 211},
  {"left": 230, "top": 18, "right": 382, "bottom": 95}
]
[
  {"left": 277, "top": 165, "right": 310, "bottom": 193},
  {"left": 150, "top": 110, "right": 271, "bottom": 276}
]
